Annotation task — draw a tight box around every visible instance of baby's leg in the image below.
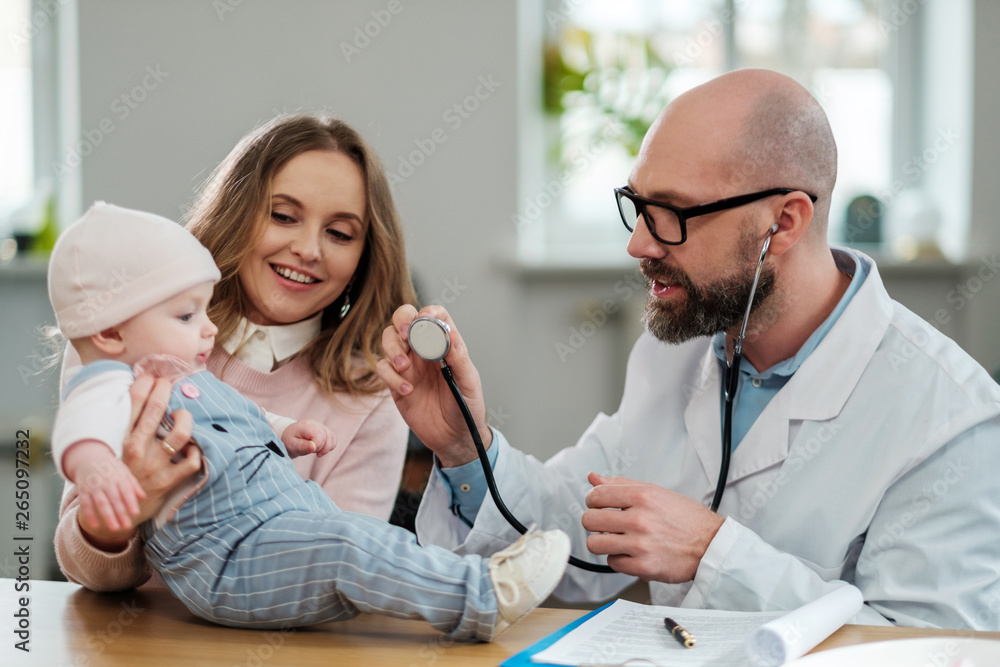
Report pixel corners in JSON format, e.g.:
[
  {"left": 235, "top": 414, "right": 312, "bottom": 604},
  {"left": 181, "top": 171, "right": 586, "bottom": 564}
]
[{"left": 166, "top": 510, "right": 497, "bottom": 639}]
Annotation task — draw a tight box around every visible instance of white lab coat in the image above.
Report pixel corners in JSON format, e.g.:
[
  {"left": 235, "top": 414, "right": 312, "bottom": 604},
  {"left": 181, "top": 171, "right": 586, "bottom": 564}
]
[{"left": 416, "top": 250, "right": 1000, "bottom": 629}]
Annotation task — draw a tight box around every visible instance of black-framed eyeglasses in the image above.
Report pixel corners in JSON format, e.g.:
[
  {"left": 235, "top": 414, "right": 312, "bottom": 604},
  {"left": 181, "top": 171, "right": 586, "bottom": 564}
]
[{"left": 615, "top": 186, "right": 819, "bottom": 245}]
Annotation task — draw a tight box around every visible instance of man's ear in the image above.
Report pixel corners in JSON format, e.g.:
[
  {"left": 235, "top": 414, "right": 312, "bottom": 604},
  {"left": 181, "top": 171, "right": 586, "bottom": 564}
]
[
  {"left": 765, "top": 192, "right": 814, "bottom": 256},
  {"left": 90, "top": 327, "right": 126, "bottom": 355}
]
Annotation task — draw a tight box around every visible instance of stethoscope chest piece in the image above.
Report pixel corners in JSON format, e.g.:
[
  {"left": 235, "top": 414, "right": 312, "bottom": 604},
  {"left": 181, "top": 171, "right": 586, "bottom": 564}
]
[{"left": 409, "top": 316, "right": 452, "bottom": 362}]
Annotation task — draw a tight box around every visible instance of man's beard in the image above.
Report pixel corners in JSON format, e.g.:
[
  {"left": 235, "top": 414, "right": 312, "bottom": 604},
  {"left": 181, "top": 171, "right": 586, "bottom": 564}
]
[{"left": 640, "top": 230, "right": 776, "bottom": 344}]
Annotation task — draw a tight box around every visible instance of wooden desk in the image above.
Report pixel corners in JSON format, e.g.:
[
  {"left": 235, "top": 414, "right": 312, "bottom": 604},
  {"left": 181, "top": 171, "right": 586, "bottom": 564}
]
[{"left": 4, "top": 579, "right": 1000, "bottom": 665}]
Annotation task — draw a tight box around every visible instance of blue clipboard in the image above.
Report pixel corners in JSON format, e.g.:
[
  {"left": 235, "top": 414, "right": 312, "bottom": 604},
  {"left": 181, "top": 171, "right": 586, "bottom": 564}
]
[{"left": 501, "top": 601, "right": 616, "bottom": 667}]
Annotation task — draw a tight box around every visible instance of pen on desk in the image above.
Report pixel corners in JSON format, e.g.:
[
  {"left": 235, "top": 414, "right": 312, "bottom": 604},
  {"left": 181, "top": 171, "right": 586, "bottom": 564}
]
[{"left": 664, "top": 617, "right": 696, "bottom": 649}]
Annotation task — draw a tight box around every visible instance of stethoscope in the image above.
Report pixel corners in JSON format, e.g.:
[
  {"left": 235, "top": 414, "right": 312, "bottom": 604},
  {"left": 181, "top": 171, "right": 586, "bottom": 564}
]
[
  {"left": 711, "top": 222, "right": 778, "bottom": 512},
  {"left": 407, "top": 223, "right": 778, "bottom": 573}
]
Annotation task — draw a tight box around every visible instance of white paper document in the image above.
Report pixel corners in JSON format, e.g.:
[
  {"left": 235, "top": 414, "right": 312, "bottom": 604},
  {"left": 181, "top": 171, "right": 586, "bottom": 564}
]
[
  {"left": 747, "top": 585, "right": 864, "bottom": 665},
  {"left": 531, "top": 586, "right": 863, "bottom": 667}
]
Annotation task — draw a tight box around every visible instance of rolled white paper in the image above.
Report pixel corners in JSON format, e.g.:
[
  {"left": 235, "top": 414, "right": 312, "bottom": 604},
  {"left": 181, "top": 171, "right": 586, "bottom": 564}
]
[{"left": 746, "top": 585, "right": 865, "bottom": 666}]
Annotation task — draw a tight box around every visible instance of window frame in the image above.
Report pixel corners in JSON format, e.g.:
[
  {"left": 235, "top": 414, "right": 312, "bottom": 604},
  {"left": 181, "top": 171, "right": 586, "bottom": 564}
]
[{"left": 517, "top": 0, "right": 924, "bottom": 265}]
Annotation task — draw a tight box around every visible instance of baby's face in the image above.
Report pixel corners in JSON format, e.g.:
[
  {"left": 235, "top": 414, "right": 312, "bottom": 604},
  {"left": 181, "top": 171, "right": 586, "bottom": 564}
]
[{"left": 116, "top": 281, "right": 218, "bottom": 369}]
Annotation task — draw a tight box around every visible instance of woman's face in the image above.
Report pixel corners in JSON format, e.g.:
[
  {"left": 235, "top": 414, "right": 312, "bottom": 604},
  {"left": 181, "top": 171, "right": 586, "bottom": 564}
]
[{"left": 239, "top": 149, "right": 367, "bottom": 326}]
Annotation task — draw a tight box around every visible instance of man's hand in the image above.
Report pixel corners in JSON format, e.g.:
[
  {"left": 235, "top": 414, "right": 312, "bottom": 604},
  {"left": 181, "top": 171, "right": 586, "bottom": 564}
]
[
  {"left": 376, "top": 305, "right": 492, "bottom": 468},
  {"left": 583, "top": 472, "right": 724, "bottom": 582},
  {"left": 282, "top": 419, "right": 336, "bottom": 458}
]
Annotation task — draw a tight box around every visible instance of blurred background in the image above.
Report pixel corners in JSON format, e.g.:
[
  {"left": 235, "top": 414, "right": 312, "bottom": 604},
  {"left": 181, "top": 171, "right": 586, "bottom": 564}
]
[{"left": 1, "top": 0, "right": 998, "bottom": 581}]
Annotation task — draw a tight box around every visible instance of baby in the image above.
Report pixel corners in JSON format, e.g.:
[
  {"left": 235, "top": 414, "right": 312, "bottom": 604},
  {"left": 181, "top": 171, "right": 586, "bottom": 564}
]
[{"left": 48, "top": 202, "right": 570, "bottom": 640}]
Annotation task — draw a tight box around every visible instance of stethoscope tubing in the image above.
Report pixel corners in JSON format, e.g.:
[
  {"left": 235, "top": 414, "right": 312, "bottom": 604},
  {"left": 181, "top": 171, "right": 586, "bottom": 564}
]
[
  {"left": 439, "top": 363, "right": 617, "bottom": 573},
  {"left": 430, "top": 225, "right": 776, "bottom": 572},
  {"left": 711, "top": 229, "right": 774, "bottom": 513}
]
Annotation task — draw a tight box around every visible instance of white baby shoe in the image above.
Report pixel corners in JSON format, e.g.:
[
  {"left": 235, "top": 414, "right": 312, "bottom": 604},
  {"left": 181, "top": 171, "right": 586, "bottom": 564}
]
[{"left": 487, "top": 527, "right": 571, "bottom": 640}]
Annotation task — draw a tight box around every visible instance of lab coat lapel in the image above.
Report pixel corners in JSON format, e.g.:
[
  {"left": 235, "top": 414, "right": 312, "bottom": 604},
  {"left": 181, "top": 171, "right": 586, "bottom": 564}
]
[
  {"left": 727, "top": 402, "right": 791, "bottom": 483},
  {"left": 720, "top": 252, "right": 894, "bottom": 485},
  {"left": 682, "top": 340, "right": 796, "bottom": 495},
  {"left": 684, "top": 347, "right": 724, "bottom": 502},
  {"left": 774, "top": 253, "right": 893, "bottom": 422}
]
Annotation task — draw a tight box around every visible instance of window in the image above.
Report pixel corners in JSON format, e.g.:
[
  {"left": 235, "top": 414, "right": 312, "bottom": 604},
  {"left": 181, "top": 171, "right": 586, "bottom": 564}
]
[
  {"left": 0, "top": 0, "right": 35, "bottom": 246},
  {"left": 523, "top": 0, "right": 896, "bottom": 261}
]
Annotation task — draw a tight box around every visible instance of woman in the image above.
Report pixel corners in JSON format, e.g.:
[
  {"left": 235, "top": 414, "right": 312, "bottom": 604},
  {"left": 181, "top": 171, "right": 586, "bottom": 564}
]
[{"left": 53, "top": 114, "right": 417, "bottom": 591}]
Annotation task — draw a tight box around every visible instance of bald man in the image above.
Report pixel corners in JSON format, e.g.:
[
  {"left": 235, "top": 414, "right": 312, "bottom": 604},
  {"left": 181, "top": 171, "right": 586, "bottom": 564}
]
[{"left": 378, "top": 69, "right": 1000, "bottom": 629}]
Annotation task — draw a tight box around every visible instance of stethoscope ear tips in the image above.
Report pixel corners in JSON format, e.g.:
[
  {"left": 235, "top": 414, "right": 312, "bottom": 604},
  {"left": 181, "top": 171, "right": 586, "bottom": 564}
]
[{"left": 770, "top": 222, "right": 779, "bottom": 234}]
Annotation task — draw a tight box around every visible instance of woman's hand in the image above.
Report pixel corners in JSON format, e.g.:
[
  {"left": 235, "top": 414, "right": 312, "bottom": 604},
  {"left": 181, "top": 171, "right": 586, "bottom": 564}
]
[
  {"left": 376, "top": 305, "right": 492, "bottom": 468},
  {"left": 76, "top": 374, "right": 202, "bottom": 551},
  {"left": 65, "top": 441, "right": 146, "bottom": 535}
]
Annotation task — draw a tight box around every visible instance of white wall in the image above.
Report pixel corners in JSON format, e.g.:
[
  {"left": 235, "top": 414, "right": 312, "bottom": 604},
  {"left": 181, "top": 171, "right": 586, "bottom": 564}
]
[
  {"left": 967, "top": 0, "right": 1000, "bottom": 373},
  {"left": 1, "top": 0, "right": 998, "bottom": 584},
  {"left": 43, "top": 0, "right": 1000, "bottom": 457},
  {"left": 55, "top": 0, "right": 636, "bottom": 462}
]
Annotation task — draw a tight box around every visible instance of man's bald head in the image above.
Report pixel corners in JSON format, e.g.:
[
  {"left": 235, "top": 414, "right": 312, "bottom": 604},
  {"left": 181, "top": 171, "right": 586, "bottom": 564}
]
[{"left": 642, "top": 69, "right": 838, "bottom": 238}]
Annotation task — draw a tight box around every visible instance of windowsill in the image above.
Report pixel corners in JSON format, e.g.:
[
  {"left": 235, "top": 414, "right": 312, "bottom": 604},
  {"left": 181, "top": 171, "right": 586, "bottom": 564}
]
[
  {"left": 0, "top": 254, "right": 49, "bottom": 281},
  {"left": 500, "top": 243, "right": 969, "bottom": 281},
  {"left": 498, "top": 246, "right": 638, "bottom": 281}
]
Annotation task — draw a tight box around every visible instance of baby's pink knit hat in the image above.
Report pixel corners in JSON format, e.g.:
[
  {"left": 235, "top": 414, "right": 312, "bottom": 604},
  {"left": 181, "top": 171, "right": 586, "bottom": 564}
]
[{"left": 48, "top": 202, "right": 221, "bottom": 339}]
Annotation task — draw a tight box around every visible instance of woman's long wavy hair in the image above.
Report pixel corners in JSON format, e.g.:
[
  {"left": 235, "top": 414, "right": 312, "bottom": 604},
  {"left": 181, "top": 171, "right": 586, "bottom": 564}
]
[{"left": 185, "top": 114, "right": 416, "bottom": 396}]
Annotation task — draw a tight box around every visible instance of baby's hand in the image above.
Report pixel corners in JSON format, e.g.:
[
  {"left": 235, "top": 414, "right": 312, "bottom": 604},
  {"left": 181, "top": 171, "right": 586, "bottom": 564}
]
[
  {"left": 281, "top": 420, "right": 336, "bottom": 458},
  {"left": 73, "top": 455, "right": 147, "bottom": 533}
]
